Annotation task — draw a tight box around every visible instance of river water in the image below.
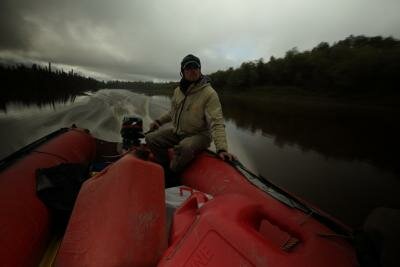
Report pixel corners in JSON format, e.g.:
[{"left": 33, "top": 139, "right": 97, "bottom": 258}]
[{"left": 0, "top": 89, "right": 399, "bottom": 228}]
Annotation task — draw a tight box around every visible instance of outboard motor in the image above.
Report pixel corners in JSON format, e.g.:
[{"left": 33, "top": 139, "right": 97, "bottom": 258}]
[{"left": 120, "top": 116, "right": 144, "bottom": 150}]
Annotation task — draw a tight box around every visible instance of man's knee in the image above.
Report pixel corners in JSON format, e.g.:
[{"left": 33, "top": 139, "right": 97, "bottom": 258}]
[
  {"left": 145, "top": 128, "right": 177, "bottom": 148},
  {"left": 174, "top": 142, "right": 196, "bottom": 159},
  {"left": 178, "top": 135, "right": 211, "bottom": 154},
  {"left": 170, "top": 142, "right": 199, "bottom": 172},
  {"left": 145, "top": 130, "right": 167, "bottom": 148}
]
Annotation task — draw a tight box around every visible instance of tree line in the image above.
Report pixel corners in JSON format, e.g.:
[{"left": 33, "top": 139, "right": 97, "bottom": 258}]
[
  {"left": 0, "top": 63, "right": 104, "bottom": 109},
  {"left": 209, "top": 35, "right": 400, "bottom": 95},
  {"left": 1, "top": 34, "right": 399, "bottom": 110}
]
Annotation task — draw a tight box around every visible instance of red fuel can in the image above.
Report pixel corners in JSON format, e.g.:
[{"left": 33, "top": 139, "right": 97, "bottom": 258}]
[
  {"left": 159, "top": 193, "right": 358, "bottom": 267},
  {"left": 55, "top": 154, "right": 167, "bottom": 267}
]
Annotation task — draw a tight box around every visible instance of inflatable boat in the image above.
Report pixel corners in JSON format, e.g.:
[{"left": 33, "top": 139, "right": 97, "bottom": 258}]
[{"left": 0, "top": 125, "right": 359, "bottom": 267}]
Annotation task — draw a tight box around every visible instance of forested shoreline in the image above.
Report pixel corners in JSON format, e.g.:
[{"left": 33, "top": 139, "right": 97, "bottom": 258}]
[
  {"left": 0, "top": 64, "right": 104, "bottom": 109},
  {"left": 1, "top": 35, "right": 399, "bottom": 109},
  {"left": 210, "top": 35, "right": 399, "bottom": 96}
]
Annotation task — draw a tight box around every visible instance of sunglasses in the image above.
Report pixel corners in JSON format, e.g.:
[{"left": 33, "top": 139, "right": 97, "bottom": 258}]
[{"left": 183, "top": 62, "right": 200, "bottom": 70}]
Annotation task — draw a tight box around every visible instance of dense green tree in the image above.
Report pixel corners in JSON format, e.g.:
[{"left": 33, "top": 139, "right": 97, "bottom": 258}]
[{"left": 208, "top": 35, "right": 400, "bottom": 95}]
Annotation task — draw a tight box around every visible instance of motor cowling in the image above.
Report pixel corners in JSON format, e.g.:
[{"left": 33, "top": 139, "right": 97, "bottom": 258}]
[{"left": 120, "top": 116, "right": 144, "bottom": 149}]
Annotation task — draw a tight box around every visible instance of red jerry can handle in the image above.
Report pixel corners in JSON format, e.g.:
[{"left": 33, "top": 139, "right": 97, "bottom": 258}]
[
  {"left": 169, "top": 190, "right": 210, "bottom": 245},
  {"left": 216, "top": 195, "right": 302, "bottom": 253},
  {"left": 179, "top": 186, "right": 209, "bottom": 208},
  {"left": 179, "top": 186, "right": 193, "bottom": 196}
]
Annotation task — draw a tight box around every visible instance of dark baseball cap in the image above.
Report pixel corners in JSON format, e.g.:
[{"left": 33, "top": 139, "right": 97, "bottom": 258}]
[{"left": 181, "top": 54, "right": 201, "bottom": 69}]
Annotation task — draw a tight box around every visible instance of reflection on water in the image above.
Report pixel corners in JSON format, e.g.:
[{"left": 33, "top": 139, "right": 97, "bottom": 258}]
[
  {"left": 221, "top": 96, "right": 400, "bottom": 176},
  {"left": 0, "top": 89, "right": 399, "bottom": 227},
  {"left": 225, "top": 119, "right": 400, "bottom": 227},
  {"left": 0, "top": 90, "right": 169, "bottom": 159},
  {"left": 0, "top": 94, "right": 78, "bottom": 112},
  {"left": 221, "top": 95, "right": 400, "bottom": 227}
]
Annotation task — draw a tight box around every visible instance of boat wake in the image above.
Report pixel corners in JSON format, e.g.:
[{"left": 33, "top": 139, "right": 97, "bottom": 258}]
[
  {"left": 0, "top": 89, "right": 169, "bottom": 159},
  {"left": 0, "top": 89, "right": 257, "bottom": 174}
]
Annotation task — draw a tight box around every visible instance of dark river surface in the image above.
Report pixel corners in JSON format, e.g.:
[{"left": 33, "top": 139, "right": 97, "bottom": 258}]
[{"left": 0, "top": 89, "right": 399, "bottom": 228}]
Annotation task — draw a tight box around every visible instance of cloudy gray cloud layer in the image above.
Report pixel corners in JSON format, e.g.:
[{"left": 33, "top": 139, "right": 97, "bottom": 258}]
[{"left": 1, "top": 0, "right": 399, "bottom": 81}]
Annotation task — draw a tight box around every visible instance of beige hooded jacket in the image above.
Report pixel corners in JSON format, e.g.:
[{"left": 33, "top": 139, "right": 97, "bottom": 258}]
[{"left": 157, "top": 76, "right": 228, "bottom": 152}]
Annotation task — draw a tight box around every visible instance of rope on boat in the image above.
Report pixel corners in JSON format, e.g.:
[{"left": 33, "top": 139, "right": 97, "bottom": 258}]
[
  {"left": 282, "top": 236, "right": 300, "bottom": 251},
  {"left": 31, "top": 150, "right": 69, "bottom": 162},
  {"left": 218, "top": 154, "right": 354, "bottom": 239},
  {"left": 0, "top": 128, "right": 70, "bottom": 172},
  {"left": 317, "top": 233, "right": 354, "bottom": 240}
]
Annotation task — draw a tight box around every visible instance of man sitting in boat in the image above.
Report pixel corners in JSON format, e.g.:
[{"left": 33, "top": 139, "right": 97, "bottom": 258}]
[{"left": 145, "top": 54, "right": 236, "bottom": 184}]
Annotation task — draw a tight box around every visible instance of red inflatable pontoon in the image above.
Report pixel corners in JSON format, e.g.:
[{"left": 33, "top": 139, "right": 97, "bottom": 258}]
[
  {"left": 0, "top": 128, "right": 96, "bottom": 267},
  {"left": 0, "top": 128, "right": 360, "bottom": 267}
]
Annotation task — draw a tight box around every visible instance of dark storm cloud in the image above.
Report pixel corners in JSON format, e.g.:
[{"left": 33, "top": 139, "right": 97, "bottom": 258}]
[
  {"left": 1, "top": 0, "right": 400, "bottom": 81},
  {"left": 0, "top": 1, "right": 36, "bottom": 50}
]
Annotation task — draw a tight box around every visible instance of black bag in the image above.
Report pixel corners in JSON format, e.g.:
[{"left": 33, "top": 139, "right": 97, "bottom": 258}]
[{"left": 36, "top": 163, "right": 89, "bottom": 232}]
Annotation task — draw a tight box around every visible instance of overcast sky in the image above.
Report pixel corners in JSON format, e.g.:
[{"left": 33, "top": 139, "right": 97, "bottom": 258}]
[{"left": 1, "top": 0, "right": 399, "bottom": 81}]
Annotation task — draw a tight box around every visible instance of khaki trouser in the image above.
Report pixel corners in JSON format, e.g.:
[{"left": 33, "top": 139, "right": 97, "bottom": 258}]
[{"left": 145, "top": 128, "right": 211, "bottom": 173}]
